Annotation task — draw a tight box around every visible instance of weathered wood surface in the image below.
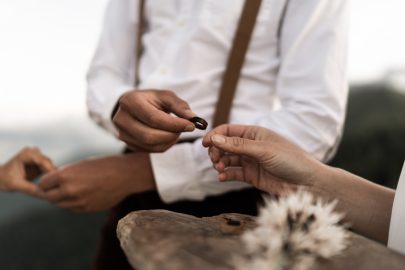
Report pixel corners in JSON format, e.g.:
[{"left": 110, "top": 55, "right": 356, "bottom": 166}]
[{"left": 117, "top": 210, "right": 405, "bottom": 270}]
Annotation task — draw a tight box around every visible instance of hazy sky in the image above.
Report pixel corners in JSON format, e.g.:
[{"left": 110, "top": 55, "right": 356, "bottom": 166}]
[{"left": 0, "top": 0, "right": 404, "bottom": 128}]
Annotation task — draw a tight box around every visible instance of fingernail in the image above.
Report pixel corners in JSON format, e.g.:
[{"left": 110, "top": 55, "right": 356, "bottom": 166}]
[
  {"left": 184, "top": 125, "right": 195, "bottom": 132},
  {"left": 212, "top": 134, "right": 226, "bottom": 144}
]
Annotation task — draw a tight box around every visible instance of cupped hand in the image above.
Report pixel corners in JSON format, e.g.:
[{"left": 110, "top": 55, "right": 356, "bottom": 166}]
[
  {"left": 202, "top": 125, "right": 325, "bottom": 194},
  {"left": 0, "top": 147, "right": 56, "bottom": 196},
  {"left": 113, "top": 89, "right": 197, "bottom": 152}
]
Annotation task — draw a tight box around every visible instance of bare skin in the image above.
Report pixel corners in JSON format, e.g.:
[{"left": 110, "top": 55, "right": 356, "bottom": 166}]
[
  {"left": 0, "top": 147, "right": 55, "bottom": 196},
  {"left": 113, "top": 89, "right": 197, "bottom": 152},
  {"left": 202, "top": 124, "right": 395, "bottom": 244},
  {"left": 39, "top": 153, "right": 155, "bottom": 213},
  {"left": 39, "top": 90, "right": 198, "bottom": 212}
]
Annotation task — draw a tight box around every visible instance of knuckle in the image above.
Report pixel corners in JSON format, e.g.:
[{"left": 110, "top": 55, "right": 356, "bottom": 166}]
[
  {"left": 119, "top": 92, "right": 136, "bottom": 110},
  {"left": 162, "top": 90, "right": 175, "bottom": 97},
  {"left": 139, "top": 133, "right": 157, "bottom": 145},
  {"left": 112, "top": 113, "right": 121, "bottom": 126},
  {"left": 117, "top": 131, "right": 126, "bottom": 141},
  {"left": 145, "top": 113, "right": 159, "bottom": 126},
  {"left": 231, "top": 137, "right": 244, "bottom": 148},
  {"left": 21, "top": 147, "right": 33, "bottom": 155},
  {"left": 63, "top": 186, "right": 76, "bottom": 197}
]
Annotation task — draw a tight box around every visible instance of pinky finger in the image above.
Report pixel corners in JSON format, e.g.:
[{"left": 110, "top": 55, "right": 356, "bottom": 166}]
[
  {"left": 209, "top": 146, "right": 223, "bottom": 163},
  {"left": 214, "top": 154, "right": 241, "bottom": 173},
  {"left": 220, "top": 155, "right": 242, "bottom": 168}
]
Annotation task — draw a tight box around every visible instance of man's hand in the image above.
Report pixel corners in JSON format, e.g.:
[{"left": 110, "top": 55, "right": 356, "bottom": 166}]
[
  {"left": 0, "top": 147, "right": 55, "bottom": 196},
  {"left": 202, "top": 125, "right": 326, "bottom": 195},
  {"left": 38, "top": 153, "right": 155, "bottom": 213},
  {"left": 113, "top": 89, "right": 197, "bottom": 152}
]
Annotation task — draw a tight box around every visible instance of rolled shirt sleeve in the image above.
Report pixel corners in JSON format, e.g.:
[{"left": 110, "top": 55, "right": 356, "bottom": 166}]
[
  {"left": 86, "top": 0, "right": 138, "bottom": 135},
  {"left": 388, "top": 161, "right": 405, "bottom": 254},
  {"left": 257, "top": 0, "right": 349, "bottom": 161}
]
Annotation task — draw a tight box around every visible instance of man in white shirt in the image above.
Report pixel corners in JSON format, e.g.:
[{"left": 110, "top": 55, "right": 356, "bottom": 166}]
[{"left": 38, "top": 0, "right": 349, "bottom": 269}]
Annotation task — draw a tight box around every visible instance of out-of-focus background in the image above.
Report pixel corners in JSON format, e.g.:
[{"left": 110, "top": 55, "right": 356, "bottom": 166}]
[{"left": 0, "top": 0, "right": 404, "bottom": 269}]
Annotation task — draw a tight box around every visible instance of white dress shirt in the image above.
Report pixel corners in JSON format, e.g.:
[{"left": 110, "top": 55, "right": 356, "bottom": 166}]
[
  {"left": 388, "top": 161, "right": 405, "bottom": 254},
  {"left": 87, "top": 0, "right": 349, "bottom": 203}
]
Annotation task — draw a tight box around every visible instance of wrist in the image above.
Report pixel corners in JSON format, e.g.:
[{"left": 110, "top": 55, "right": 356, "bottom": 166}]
[
  {"left": 309, "top": 163, "right": 337, "bottom": 200},
  {"left": 126, "top": 153, "right": 156, "bottom": 194}
]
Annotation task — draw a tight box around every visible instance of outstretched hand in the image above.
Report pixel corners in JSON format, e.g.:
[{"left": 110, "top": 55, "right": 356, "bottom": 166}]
[
  {"left": 113, "top": 89, "right": 198, "bottom": 152},
  {"left": 202, "top": 125, "right": 325, "bottom": 195},
  {"left": 0, "top": 147, "right": 56, "bottom": 196}
]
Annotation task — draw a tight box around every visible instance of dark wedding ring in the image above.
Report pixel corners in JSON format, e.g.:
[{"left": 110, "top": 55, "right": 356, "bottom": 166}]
[{"left": 189, "top": 117, "right": 208, "bottom": 130}]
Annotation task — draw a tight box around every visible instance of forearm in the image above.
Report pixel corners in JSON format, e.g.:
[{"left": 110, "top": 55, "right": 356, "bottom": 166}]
[
  {"left": 315, "top": 166, "right": 395, "bottom": 243},
  {"left": 96, "top": 153, "right": 156, "bottom": 194},
  {"left": 0, "top": 165, "right": 5, "bottom": 188}
]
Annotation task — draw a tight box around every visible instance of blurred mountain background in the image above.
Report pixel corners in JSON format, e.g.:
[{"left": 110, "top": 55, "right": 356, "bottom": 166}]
[{"left": 330, "top": 72, "right": 405, "bottom": 189}]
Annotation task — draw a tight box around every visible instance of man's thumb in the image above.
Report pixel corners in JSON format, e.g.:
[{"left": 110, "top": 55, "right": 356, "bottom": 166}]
[{"left": 13, "top": 180, "right": 41, "bottom": 197}]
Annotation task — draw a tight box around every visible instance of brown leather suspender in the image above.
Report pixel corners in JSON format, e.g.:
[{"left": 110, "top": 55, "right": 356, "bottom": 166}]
[
  {"left": 212, "top": 0, "right": 263, "bottom": 127},
  {"left": 135, "top": 0, "right": 262, "bottom": 127}
]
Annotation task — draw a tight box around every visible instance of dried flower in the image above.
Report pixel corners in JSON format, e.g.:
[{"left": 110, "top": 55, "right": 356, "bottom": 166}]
[{"left": 233, "top": 190, "right": 348, "bottom": 270}]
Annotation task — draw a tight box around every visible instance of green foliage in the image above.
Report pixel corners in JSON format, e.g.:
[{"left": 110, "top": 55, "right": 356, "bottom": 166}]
[{"left": 330, "top": 84, "right": 405, "bottom": 188}]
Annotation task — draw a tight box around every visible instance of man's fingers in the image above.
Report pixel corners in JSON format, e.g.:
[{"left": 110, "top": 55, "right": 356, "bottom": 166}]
[
  {"left": 120, "top": 91, "right": 195, "bottom": 133},
  {"left": 42, "top": 188, "right": 70, "bottom": 203},
  {"left": 159, "top": 91, "right": 197, "bottom": 120},
  {"left": 115, "top": 111, "right": 180, "bottom": 144},
  {"left": 117, "top": 123, "right": 178, "bottom": 152},
  {"left": 39, "top": 172, "right": 60, "bottom": 191},
  {"left": 210, "top": 134, "right": 264, "bottom": 160},
  {"left": 18, "top": 147, "right": 56, "bottom": 174},
  {"left": 11, "top": 180, "right": 41, "bottom": 197}
]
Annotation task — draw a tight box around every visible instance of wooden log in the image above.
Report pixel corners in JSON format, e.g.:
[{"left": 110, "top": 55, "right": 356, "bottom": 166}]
[{"left": 117, "top": 210, "right": 405, "bottom": 270}]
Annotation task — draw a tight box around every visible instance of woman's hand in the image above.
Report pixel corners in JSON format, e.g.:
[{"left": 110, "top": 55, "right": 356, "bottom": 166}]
[
  {"left": 0, "top": 147, "right": 56, "bottom": 196},
  {"left": 202, "top": 125, "right": 327, "bottom": 195}
]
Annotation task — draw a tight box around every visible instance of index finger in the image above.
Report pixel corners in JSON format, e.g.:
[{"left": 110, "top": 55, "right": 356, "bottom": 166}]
[
  {"left": 19, "top": 148, "right": 56, "bottom": 173},
  {"left": 39, "top": 171, "right": 60, "bottom": 191},
  {"left": 128, "top": 93, "right": 198, "bottom": 133},
  {"left": 202, "top": 124, "right": 249, "bottom": 147}
]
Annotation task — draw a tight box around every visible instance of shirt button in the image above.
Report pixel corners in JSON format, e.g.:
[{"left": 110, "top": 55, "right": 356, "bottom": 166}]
[
  {"left": 177, "top": 18, "right": 186, "bottom": 27},
  {"left": 159, "top": 67, "right": 169, "bottom": 75}
]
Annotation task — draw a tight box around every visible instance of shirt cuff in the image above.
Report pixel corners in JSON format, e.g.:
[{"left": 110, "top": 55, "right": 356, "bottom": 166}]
[
  {"left": 87, "top": 84, "right": 132, "bottom": 135},
  {"left": 150, "top": 139, "right": 250, "bottom": 203},
  {"left": 388, "top": 161, "right": 405, "bottom": 254}
]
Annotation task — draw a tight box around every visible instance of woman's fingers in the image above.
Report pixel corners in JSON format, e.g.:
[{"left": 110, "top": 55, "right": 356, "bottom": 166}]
[
  {"left": 214, "top": 155, "right": 242, "bottom": 172},
  {"left": 218, "top": 168, "right": 245, "bottom": 182},
  {"left": 210, "top": 134, "right": 266, "bottom": 161}
]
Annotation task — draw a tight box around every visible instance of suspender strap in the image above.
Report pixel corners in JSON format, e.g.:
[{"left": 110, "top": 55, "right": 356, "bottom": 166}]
[
  {"left": 212, "top": 0, "right": 262, "bottom": 127},
  {"left": 135, "top": 0, "right": 146, "bottom": 87}
]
